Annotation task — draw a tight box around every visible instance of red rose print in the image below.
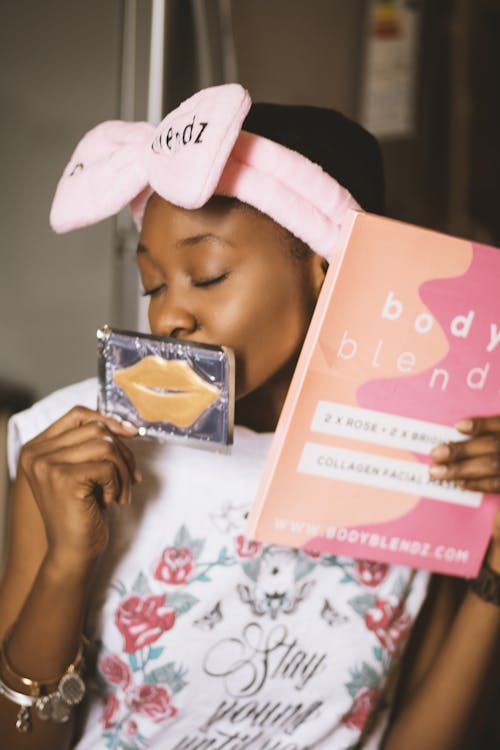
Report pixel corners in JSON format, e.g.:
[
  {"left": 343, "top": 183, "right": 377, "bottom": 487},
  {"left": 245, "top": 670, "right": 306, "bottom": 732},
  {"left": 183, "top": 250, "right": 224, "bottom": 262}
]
[
  {"left": 341, "top": 686, "right": 380, "bottom": 730},
  {"left": 102, "top": 691, "right": 120, "bottom": 729},
  {"left": 235, "top": 535, "right": 262, "bottom": 558},
  {"left": 99, "top": 653, "right": 132, "bottom": 690},
  {"left": 154, "top": 547, "right": 194, "bottom": 585},
  {"left": 115, "top": 594, "right": 176, "bottom": 654},
  {"left": 365, "top": 596, "right": 411, "bottom": 656},
  {"left": 300, "top": 548, "right": 323, "bottom": 562},
  {"left": 126, "top": 684, "right": 177, "bottom": 723},
  {"left": 365, "top": 596, "right": 396, "bottom": 631},
  {"left": 356, "top": 560, "right": 389, "bottom": 587},
  {"left": 377, "top": 610, "right": 411, "bottom": 655},
  {"left": 126, "top": 719, "right": 138, "bottom": 737}
]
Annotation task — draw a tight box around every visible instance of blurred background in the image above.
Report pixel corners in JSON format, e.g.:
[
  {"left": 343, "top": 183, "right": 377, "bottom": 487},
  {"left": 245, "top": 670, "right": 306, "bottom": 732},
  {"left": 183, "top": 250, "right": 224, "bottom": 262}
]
[
  {"left": 0, "top": 1, "right": 499, "bottom": 742},
  {"left": 1, "top": 0, "right": 499, "bottom": 407}
]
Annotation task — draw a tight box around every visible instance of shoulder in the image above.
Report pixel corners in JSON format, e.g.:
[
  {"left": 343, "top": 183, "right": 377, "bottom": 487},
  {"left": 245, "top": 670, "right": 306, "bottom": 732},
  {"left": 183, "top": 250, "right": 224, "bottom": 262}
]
[{"left": 7, "top": 377, "right": 98, "bottom": 479}]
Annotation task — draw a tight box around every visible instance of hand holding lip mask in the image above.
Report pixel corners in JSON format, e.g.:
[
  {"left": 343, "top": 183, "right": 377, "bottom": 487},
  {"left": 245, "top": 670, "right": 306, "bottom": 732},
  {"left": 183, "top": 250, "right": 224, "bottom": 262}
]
[{"left": 97, "top": 325, "right": 235, "bottom": 448}]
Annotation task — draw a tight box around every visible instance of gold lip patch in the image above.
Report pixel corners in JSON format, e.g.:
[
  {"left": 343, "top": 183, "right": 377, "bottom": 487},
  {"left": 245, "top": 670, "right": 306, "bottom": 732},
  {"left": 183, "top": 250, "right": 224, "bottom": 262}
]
[{"left": 113, "top": 355, "right": 221, "bottom": 428}]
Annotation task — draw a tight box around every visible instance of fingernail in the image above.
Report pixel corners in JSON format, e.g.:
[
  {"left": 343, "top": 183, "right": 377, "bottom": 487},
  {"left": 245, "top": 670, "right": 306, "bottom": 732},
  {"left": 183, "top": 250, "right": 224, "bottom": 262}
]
[
  {"left": 106, "top": 418, "right": 137, "bottom": 434},
  {"left": 455, "top": 418, "right": 474, "bottom": 433},
  {"left": 429, "top": 465, "right": 448, "bottom": 479},
  {"left": 430, "top": 444, "right": 450, "bottom": 461},
  {"left": 134, "top": 469, "right": 143, "bottom": 483}
]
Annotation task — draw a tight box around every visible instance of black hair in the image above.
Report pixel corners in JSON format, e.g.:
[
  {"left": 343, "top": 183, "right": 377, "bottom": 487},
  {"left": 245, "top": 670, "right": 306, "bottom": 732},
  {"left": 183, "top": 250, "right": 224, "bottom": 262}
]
[
  {"left": 243, "top": 102, "right": 385, "bottom": 215},
  {"left": 217, "top": 103, "right": 384, "bottom": 265}
]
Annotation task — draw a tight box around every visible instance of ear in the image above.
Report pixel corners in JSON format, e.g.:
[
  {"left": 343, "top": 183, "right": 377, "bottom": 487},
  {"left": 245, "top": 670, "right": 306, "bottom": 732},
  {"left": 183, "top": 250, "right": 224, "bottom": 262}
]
[{"left": 310, "top": 252, "right": 329, "bottom": 296}]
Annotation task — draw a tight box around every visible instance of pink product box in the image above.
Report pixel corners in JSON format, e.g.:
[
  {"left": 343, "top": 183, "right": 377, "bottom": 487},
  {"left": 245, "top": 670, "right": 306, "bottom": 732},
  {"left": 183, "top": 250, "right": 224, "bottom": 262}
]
[{"left": 246, "top": 211, "right": 500, "bottom": 577}]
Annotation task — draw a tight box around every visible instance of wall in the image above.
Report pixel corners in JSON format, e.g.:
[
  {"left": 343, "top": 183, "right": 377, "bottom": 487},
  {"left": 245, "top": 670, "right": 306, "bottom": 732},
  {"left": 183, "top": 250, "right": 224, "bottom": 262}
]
[
  {"left": 231, "top": 0, "right": 367, "bottom": 115},
  {"left": 0, "top": 0, "right": 123, "bottom": 401}
]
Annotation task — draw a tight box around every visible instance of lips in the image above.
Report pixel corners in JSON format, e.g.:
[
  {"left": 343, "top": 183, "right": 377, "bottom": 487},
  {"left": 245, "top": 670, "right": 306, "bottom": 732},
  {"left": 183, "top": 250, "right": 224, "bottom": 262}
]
[{"left": 113, "top": 355, "right": 221, "bottom": 428}]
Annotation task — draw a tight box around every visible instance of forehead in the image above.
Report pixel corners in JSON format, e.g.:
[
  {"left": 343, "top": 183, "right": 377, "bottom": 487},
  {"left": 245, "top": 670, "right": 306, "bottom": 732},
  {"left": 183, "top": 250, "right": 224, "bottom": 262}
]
[{"left": 139, "top": 194, "right": 286, "bottom": 252}]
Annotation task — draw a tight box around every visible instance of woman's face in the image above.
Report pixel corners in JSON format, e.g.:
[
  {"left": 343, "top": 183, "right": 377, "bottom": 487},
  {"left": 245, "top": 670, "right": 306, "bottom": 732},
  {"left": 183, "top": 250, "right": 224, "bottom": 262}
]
[{"left": 137, "top": 194, "right": 325, "bottom": 405}]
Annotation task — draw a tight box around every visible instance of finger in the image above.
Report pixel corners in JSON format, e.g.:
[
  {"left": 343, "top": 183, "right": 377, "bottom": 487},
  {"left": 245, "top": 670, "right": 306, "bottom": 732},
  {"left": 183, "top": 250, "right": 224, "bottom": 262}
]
[
  {"left": 429, "top": 454, "right": 500, "bottom": 481},
  {"left": 108, "top": 433, "right": 142, "bottom": 484},
  {"left": 455, "top": 477, "right": 500, "bottom": 494},
  {"left": 66, "top": 460, "right": 122, "bottom": 507},
  {"left": 46, "top": 438, "right": 132, "bottom": 505},
  {"left": 430, "top": 434, "right": 500, "bottom": 463},
  {"left": 62, "top": 423, "right": 140, "bottom": 482},
  {"left": 455, "top": 416, "right": 500, "bottom": 436},
  {"left": 24, "top": 422, "right": 141, "bottom": 484},
  {"left": 34, "top": 406, "right": 138, "bottom": 441}
]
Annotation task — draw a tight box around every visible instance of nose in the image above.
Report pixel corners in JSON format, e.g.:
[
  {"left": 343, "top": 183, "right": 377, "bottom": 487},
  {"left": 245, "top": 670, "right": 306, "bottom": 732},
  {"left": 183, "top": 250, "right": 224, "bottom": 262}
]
[{"left": 149, "top": 295, "right": 199, "bottom": 339}]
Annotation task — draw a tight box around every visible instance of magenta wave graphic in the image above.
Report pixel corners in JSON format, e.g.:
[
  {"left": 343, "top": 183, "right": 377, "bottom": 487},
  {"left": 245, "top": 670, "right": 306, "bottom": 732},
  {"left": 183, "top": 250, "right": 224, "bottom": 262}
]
[{"left": 357, "top": 242, "right": 499, "bottom": 425}]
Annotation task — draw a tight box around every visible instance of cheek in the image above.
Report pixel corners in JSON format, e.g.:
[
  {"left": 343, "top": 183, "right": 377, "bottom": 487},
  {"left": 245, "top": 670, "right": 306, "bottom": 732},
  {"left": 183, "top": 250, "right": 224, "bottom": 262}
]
[
  {"left": 248, "top": 303, "right": 308, "bottom": 370},
  {"left": 218, "top": 281, "right": 312, "bottom": 394}
]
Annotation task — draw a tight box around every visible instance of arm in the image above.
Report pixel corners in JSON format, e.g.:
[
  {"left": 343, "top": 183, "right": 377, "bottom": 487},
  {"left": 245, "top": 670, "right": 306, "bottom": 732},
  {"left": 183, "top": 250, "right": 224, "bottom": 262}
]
[
  {"left": 0, "top": 407, "right": 139, "bottom": 750},
  {"left": 382, "top": 415, "right": 500, "bottom": 750},
  {"left": 0, "top": 482, "right": 95, "bottom": 750},
  {"left": 383, "top": 569, "right": 500, "bottom": 750}
]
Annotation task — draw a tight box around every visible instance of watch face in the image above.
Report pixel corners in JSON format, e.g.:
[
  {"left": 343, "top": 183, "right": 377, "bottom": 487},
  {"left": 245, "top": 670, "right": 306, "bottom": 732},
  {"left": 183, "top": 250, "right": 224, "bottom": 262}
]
[
  {"left": 58, "top": 672, "right": 86, "bottom": 706},
  {"left": 470, "top": 564, "right": 500, "bottom": 605}
]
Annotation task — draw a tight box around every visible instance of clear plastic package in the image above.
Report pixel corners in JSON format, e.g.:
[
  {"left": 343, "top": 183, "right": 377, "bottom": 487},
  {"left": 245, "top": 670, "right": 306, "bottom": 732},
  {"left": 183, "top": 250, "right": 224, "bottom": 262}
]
[{"left": 97, "top": 325, "right": 235, "bottom": 449}]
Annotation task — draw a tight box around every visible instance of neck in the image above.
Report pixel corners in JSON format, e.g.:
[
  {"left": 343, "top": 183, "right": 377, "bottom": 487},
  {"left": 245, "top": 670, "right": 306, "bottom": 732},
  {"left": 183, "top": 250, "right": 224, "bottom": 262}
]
[{"left": 235, "top": 363, "right": 295, "bottom": 433}]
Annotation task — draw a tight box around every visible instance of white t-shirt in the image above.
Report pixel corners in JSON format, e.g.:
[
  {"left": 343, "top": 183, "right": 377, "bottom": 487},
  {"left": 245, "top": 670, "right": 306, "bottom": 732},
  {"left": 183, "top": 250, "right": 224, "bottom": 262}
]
[{"left": 8, "top": 379, "right": 430, "bottom": 750}]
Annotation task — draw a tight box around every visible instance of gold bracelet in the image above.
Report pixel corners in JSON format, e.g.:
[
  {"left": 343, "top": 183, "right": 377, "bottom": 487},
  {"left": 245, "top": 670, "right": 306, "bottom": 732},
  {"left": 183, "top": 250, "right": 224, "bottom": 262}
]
[{"left": 0, "top": 632, "right": 87, "bottom": 697}]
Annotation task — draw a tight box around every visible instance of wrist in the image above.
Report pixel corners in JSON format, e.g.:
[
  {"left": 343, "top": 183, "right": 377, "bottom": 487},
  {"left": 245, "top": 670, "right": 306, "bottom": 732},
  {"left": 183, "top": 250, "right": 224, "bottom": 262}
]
[
  {"left": 469, "top": 558, "right": 500, "bottom": 607},
  {"left": 42, "top": 549, "right": 99, "bottom": 584},
  {"left": 486, "top": 542, "right": 500, "bottom": 574}
]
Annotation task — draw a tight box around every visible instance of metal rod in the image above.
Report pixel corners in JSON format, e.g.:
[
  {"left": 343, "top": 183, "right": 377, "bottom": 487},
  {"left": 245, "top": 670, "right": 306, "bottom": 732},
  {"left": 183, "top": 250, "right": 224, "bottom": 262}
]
[
  {"left": 218, "top": 0, "right": 238, "bottom": 82},
  {"left": 120, "top": 0, "right": 137, "bottom": 120},
  {"left": 114, "top": 0, "right": 139, "bottom": 330},
  {"left": 138, "top": 0, "right": 167, "bottom": 331},
  {"left": 147, "top": 0, "right": 166, "bottom": 124}
]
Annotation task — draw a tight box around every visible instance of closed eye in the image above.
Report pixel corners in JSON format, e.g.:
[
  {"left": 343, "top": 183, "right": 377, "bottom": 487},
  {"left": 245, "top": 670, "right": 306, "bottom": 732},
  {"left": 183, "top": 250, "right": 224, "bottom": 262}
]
[
  {"left": 193, "top": 272, "right": 229, "bottom": 288},
  {"left": 141, "top": 283, "right": 166, "bottom": 297},
  {"left": 141, "top": 272, "right": 229, "bottom": 296}
]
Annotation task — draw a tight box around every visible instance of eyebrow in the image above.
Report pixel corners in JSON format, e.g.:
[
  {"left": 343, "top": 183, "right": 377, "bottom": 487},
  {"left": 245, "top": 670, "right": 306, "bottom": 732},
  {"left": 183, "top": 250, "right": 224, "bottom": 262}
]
[
  {"left": 136, "top": 234, "right": 234, "bottom": 255},
  {"left": 176, "top": 233, "right": 235, "bottom": 249}
]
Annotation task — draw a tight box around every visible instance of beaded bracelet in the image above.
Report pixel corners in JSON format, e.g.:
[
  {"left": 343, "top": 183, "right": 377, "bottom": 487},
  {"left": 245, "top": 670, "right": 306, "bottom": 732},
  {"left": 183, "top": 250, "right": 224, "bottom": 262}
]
[
  {"left": 0, "top": 635, "right": 87, "bottom": 732},
  {"left": 469, "top": 560, "right": 500, "bottom": 606}
]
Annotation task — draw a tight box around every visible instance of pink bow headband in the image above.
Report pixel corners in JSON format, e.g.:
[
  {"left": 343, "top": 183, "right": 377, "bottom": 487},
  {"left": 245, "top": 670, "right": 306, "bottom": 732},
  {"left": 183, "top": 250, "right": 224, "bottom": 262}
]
[{"left": 49, "top": 84, "right": 360, "bottom": 260}]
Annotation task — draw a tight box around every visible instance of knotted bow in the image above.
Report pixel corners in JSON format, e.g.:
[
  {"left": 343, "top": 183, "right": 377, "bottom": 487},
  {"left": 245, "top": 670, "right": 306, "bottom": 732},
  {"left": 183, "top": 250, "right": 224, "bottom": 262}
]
[{"left": 50, "top": 84, "right": 360, "bottom": 260}]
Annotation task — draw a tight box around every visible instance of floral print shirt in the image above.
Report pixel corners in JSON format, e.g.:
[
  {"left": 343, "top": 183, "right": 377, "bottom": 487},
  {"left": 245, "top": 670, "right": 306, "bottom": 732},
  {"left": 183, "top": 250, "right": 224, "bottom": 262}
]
[{"left": 8, "top": 379, "right": 430, "bottom": 750}]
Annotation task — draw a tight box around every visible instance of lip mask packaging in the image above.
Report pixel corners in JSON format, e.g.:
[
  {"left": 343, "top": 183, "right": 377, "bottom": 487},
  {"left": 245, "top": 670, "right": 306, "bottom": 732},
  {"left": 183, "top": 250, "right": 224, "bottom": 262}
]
[{"left": 97, "top": 325, "right": 235, "bottom": 450}]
